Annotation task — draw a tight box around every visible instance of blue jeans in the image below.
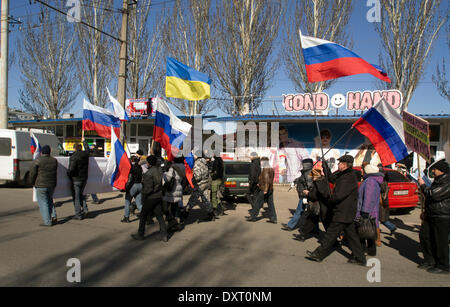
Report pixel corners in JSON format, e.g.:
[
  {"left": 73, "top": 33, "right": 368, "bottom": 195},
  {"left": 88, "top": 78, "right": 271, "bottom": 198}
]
[
  {"left": 382, "top": 220, "right": 397, "bottom": 232},
  {"left": 91, "top": 194, "right": 99, "bottom": 202},
  {"left": 287, "top": 198, "right": 304, "bottom": 229},
  {"left": 124, "top": 183, "right": 142, "bottom": 218},
  {"left": 35, "top": 187, "right": 57, "bottom": 225},
  {"left": 71, "top": 181, "right": 88, "bottom": 218}
]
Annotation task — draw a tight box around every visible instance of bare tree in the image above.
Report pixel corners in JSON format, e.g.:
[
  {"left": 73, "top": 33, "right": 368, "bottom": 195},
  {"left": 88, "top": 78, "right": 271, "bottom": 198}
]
[
  {"left": 283, "top": 0, "right": 353, "bottom": 95},
  {"left": 75, "top": 0, "right": 116, "bottom": 107},
  {"left": 162, "top": 0, "right": 212, "bottom": 116},
  {"left": 375, "top": 0, "right": 447, "bottom": 111},
  {"left": 127, "top": 0, "right": 165, "bottom": 99},
  {"left": 206, "top": 0, "right": 284, "bottom": 115},
  {"left": 432, "top": 26, "right": 449, "bottom": 101},
  {"left": 17, "top": 3, "right": 78, "bottom": 119},
  {"left": 432, "top": 58, "right": 450, "bottom": 101}
]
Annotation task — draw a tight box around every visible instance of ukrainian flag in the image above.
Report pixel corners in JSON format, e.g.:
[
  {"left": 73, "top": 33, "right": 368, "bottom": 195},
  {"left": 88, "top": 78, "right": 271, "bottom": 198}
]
[{"left": 165, "top": 57, "right": 212, "bottom": 101}]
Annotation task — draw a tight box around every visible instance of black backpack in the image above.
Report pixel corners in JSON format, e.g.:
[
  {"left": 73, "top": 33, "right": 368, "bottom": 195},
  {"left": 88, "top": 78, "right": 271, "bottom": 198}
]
[
  {"left": 163, "top": 167, "right": 176, "bottom": 193},
  {"left": 172, "top": 165, "right": 191, "bottom": 194}
]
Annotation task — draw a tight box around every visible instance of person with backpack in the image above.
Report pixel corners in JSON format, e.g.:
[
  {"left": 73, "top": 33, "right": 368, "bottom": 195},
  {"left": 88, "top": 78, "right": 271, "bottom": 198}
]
[
  {"left": 211, "top": 151, "right": 225, "bottom": 216},
  {"left": 355, "top": 164, "right": 383, "bottom": 256},
  {"left": 132, "top": 155, "right": 168, "bottom": 242},
  {"left": 121, "top": 156, "right": 143, "bottom": 223},
  {"left": 186, "top": 150, "right": 216, "bottom": 222},
  {"left": 162, "top": 157, "right": 186, "bottom": 231},
  {"left": 377, "top": 164, "right": 397, "bottom": 242}
]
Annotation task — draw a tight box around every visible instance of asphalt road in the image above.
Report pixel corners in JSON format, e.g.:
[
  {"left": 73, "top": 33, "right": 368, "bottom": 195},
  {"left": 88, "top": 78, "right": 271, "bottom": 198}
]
[{"left": 0, "top": 183, "right": 448, "bottom": 287}]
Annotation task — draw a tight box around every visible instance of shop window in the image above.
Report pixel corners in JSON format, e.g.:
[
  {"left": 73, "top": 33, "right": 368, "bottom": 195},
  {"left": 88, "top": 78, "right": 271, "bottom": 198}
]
[
  {"left": 130, "top": 124, "right": 137, "bottom": 136},
  {"left": 66, "top": 125, "right": 74, "bottom": 137},
  {"left": 138, "top": 124, "right": 152, "bottom": 136},
  {"left": 429, "top": 125, "right": 440, "bottom": 143},
  {"left": 56, "top": 126, "right": 64, "bottom": 137}
]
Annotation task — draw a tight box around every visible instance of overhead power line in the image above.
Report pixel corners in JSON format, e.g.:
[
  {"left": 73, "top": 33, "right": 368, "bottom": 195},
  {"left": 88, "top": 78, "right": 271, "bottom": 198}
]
[{"left": 33, "top": 0, "right": 122, "bottom": 42}]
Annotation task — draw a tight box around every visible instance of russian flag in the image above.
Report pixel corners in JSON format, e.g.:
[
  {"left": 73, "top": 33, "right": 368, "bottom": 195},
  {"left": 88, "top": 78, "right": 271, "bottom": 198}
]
[
  {"left": 105, "top": 127, "right": 131, "bottom": 190},
  {"left": 152, "top": 97, "right": 192, "bottom": 161},
  {"left": 353, "top": 98, "right": 408, "bottom": 166},
  {"left": 300, "top": 32, "right": 391, "bottom": 83},
  {"left": 82, "top": 99, "right": 121, "bottom": 139},
  {"left": 107, "top": 87, "right": 130, "bottom": 122},
  {"left": 30, "top": 132, "right": 41, "bottom": 159},
  {"left": 184, "top": 152, "right": 195, "bottom": 188}
]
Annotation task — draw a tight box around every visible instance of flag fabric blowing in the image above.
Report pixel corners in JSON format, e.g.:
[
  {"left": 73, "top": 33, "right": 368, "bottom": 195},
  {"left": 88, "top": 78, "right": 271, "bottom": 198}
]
[
  {"left": 82, "top": 99, "right": 121, "bottom": 139},
  {"left": 152, "top": 97, "right": 192, "bottom": 161},
  {"left": 165, "top": 57, "right": 211, "bottom": 101},
  {"left": 300, "top": 32, "right": 391, "bottom": 83},
  {"left": 105, "top": 127, "right": 131, "bottom": 190},
  {"left": 353, "top": 99, "right": 408, "bottom": 166}
]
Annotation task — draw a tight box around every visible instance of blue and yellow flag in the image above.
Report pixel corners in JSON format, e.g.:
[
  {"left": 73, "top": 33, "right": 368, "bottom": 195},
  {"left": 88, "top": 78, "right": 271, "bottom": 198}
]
[{"left": 165, "top": 57, "right": 211, "bottom": 101}]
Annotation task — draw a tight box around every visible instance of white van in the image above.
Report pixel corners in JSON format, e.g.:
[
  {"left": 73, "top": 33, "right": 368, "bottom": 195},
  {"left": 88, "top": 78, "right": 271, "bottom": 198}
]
[{"left": 0, "top": 129, "right": 64, "bottom": 183}]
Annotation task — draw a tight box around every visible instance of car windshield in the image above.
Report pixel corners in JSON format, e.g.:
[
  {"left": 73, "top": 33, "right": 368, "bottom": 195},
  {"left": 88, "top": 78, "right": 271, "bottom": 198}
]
[
  {"left": 384, "top": 170, "right": 409, "bottom": 183},
  {"left": 225, "top": 163, "right": 250, "bottom": 175}
]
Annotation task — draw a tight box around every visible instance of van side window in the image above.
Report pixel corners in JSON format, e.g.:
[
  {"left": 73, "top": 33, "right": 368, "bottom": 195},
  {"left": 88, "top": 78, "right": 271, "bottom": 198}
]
[{"left": 0, "top": 137, "right": 12, "bottom": 156}]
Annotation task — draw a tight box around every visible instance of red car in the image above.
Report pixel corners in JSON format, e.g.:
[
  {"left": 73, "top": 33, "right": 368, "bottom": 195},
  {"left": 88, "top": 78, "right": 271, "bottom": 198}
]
[{"left": 330, "top": 167, "right": 420, "bottom": 213}]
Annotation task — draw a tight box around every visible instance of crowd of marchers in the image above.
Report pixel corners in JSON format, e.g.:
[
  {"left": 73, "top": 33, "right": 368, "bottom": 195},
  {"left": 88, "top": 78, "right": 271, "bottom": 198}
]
[
  {"left": 245, "top": 152, "right": 449, "bottom": 275},
  {"left": 27, "top": 141, "right": 226, "bottom": 243},
  {"left": 27, "top": 142, "right": 449, "bottom": 274}
]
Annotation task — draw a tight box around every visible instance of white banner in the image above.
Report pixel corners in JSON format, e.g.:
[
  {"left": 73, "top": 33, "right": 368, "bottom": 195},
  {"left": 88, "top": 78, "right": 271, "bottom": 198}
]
[{"left": 33, "top": 157, "right": 116, "bottom": 202}]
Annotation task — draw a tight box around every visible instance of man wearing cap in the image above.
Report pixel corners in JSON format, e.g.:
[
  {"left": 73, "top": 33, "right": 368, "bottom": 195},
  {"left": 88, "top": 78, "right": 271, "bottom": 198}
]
[
  {"left": 418, "top": 159, "right": 450, "bottom": 274},
  {"left": 305, "top": 154, "right": 366, "bottom": 265},
  {"left": 29, "top": 145, "right": 58, "bottom": 226}
]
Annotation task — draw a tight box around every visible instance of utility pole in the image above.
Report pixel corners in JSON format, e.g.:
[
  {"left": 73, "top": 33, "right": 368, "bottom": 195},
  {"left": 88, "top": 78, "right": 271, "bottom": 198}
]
[
  {"left": 0, "top": 0, "right": 8, "bottom": 129},
  {"left": 117, "top": 0, "right": 129, "bottom": 144}
]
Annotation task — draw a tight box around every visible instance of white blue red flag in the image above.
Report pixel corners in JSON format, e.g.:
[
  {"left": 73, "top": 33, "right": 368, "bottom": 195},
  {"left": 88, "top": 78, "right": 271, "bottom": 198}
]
[
  {"left": 82, "top": 99, "right": 121, "bottom": 139},
  {"left": 107, "top": 88, "right": 130, "bottom": 122},
  {"left": 30, "top": 132, "right": 41, "bottom": 159},
  {"left": 300, "top": 32, "right": 391, "bottom": 83},
  {"left": 152, "top": 97, "right": 192, "bottom": 161},
  {"left": 105, "top": 127, "right": 131, "bottom": 190},
  {"left": 353, "top": 98, "right": 408, "bottom": 166}
]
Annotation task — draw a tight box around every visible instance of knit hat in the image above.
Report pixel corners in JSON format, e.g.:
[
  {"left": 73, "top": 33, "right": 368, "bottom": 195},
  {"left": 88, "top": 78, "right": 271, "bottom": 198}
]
[
  {"left": 147, "top": 155, "right": 157, "bottom": 166},
  {"left": 41, "top": 145, "right": 51, "bottom": 155},
  {"left": 302, "top": 158, "right": 314, "bottom": 171},
  {"left": 364, "top": 164, "right": 379, "bottom": 174},
  {"left": 431, "top": 159, "right": 449, "bottom": 174}
]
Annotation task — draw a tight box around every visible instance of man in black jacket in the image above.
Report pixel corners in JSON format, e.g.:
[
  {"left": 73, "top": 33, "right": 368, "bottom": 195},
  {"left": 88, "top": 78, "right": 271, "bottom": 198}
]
[
  {"left": 29, "top": 145, "right": 58, "bottom": 226},
  {"left": 418, "top": 159, "right": 450, "bottom": 274},
  {"left": 247, "top": 152, "right": 261, "bottom": 211},
  {"left": 132, "top": 155, "right": 168, "bottom": 242},
  {"left": 67, "top": 143, "right": 89, "bottom": 220},
  {"left": 305, "top": 155, "right": 366, "bottom": 265}
]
